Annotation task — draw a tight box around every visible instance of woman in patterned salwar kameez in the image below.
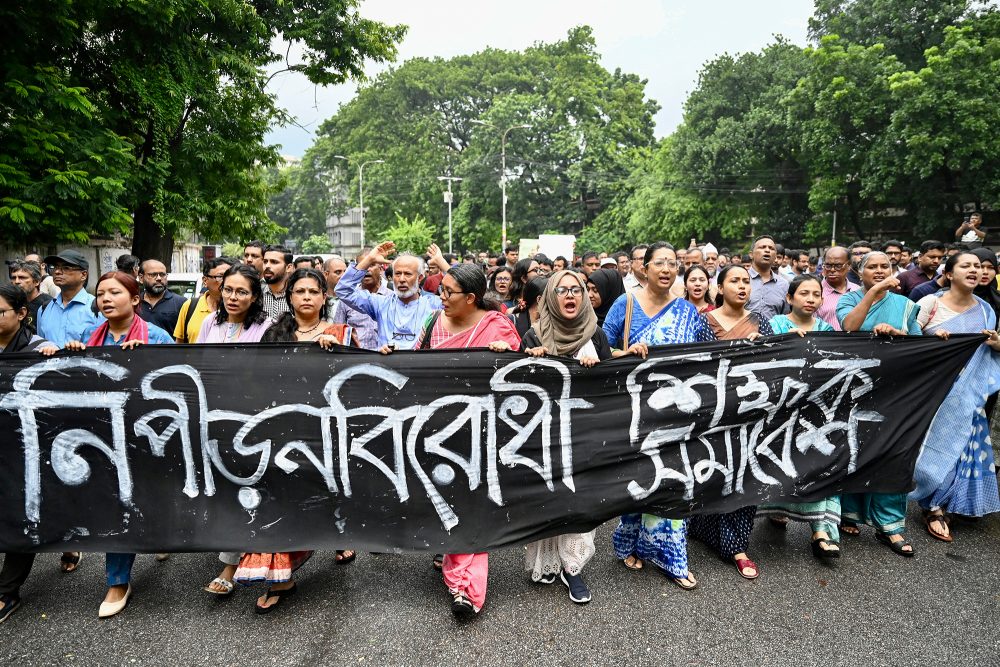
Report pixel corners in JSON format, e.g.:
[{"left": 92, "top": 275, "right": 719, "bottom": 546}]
[
  {"left": 911, "top": 251, "right": 1000, "bottom": 542},
  {"left": 602, "top": 242, "right": 715, "bottom": 590}
]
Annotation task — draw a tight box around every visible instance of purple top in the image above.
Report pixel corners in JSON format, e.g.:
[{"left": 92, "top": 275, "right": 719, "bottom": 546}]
[{"left": 196, "top": 314, "right": 273, "bottom": 343}]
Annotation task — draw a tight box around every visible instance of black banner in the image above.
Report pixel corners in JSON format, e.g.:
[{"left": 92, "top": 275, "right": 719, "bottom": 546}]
[{"left": 0, "top": 334, "right": 981, "bottom": 553}]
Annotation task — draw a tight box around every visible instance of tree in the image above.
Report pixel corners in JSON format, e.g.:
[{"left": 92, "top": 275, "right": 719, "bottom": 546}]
[
  {"left": 301, "top": 234, "right": 333, "bottom": 254},
  {"left": 1, "top": 1, "right": 406, "bottom": 260},
  {"left": 383, "top": 213, "right": 436, "bottom": 254},
  {"left": 305, "top": 26, "right": 658, "bottom": 252}
]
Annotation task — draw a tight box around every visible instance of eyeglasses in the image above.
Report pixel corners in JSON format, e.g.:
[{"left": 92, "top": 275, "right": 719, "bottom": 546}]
[
  {"left": 221, "top": 287, "right": 252, "bottom": 298},
  {"left": 494, "top": 276, "right": 511, "bottom": 283},
  {"left": 631, "top": 256, "right": 644, "bottom": 262},
  {"left": 440, "top": 287, "right": 466, "bottom": 299},
  {"left": 851, "top": 250, "right": 869, "bottom": 256},
  {"left": 0, "top": 309, "right": 14, "bottom": 317},
  {"left": 392, "top": 332, "right": 415, "bottom": 341},
  {"left": 143, "top": 272, "right": 167, "bottom": 279},
  {"left": 823, "top": 263, "right": 848, "bottom": 271},
  {"left": 554, "top": 286, "right": 584, "bottom": 297},
  {"left": 648, "top": 259, "right": 679, "bottom": 270},
  {"left": 51, "top": 264, "right": 82, "bottom": 273},
  {"left": 205, "top": 274, "right": 226, "bottom": 281}
]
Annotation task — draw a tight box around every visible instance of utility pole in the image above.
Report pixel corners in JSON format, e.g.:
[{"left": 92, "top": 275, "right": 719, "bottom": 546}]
[
  {"left": 333, "top": 154, "right": 383, "bottom": 252},
  {"left": 831, "top": 199, "right": 838, "bottom": 247},
  {"left": 470, "top": 120, "right": 532, "bottom": 253},
  {"left": 437, "top": 176, "right": 463, "bottom": 255}
]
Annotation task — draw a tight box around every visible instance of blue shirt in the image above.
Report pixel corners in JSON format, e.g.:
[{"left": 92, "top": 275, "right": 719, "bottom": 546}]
[
  {"left": 334, "top": 264, "right": 442, "bottom": 349},
  {"left": 81, "top": 321, "right": 175, "bottom": 346},
  {"left": 747, "top": 267, "right": 790, "bottom": 323},
  {"left": 37, "top": 289, "right": 104, "bottom": 346}
]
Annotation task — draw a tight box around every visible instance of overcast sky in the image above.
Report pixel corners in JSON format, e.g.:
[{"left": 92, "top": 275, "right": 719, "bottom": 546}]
[{"left": 266, "top": 0, "right": 815, "bottom": 157}]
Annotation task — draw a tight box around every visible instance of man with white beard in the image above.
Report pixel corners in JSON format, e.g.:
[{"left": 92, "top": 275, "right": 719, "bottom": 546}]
[{"left": 335, "top": 241, "right": 448, "bottom": 350}]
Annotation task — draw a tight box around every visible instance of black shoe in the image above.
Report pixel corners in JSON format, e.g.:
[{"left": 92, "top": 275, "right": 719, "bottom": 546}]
[
  {"left": 0, "top": 594, "right": 20, "bottom": 624},
  {"left": 810, "top": 537, "right": 841, "bottom": 560},
  {"left": 451, "top": 593, "right": 475, "bottom": 619},
  {"left": 560, "top": 570, "right": 592, "bottom": 604},
  {"left": 536, "top": 572, "right": 557, "bottom": 585}
]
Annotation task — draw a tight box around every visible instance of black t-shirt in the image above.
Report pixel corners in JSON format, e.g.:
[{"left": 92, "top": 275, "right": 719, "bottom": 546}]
[
  {"left": 139, "top": 289, "right": 185, "bottom": 333},
  {"left": 25, "top": 293, "right": 53, "bottom": 334}
]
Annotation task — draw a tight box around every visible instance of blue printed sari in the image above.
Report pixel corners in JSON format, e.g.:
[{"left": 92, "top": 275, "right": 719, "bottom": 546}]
[
  {"left": 911, "top": 295, "right": 1000, "bottom": 517},
  {"left": 603, "top": 295, "right": 714, "bottom": 577}
]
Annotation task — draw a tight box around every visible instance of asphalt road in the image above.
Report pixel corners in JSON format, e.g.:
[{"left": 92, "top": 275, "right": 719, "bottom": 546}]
[{"left": 2, "top": 503, "right": 998, "bottom": 667}]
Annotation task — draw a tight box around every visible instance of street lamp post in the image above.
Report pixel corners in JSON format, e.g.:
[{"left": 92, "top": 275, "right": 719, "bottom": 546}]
[
  {"left": 333, "top": 154, "right": 384, "bottom": 251},
  {"left": 471, "top": 120, "right": 531, "bottom": 253},
  {"left": 437, "top": 175, "right": 463, "bottom": 254}
]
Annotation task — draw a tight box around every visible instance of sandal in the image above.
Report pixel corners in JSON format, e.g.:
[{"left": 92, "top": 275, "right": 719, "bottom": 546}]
[
  {"left": 768, "top": 516, "right": 789, "bottom": 529},
  {"left": 432, "top": 554, "right": 444, "bottom": 570},
  {"left": 923, "top": 512, "right": 953, "bottom": 543},
  {"left": 622, "top": 555, "right": 643, "bottom": 570},
  {"left": 254, "top": 584, "right": 297, "bottom": 614},
  {"left": 451, "top": 593, "right": 475, "bottom": 619},
  {"left": 875, "top": 532, "right": 915, "bottom": 558},
  {"left": 0, "top": 594, "right": 21, "bottom": 624},
  {"left": 841, "top": 523, "right": 860, "bottom": 536},
  {"left": 203, "top": 577, "right": 235, "bottom": 596},
  {"left": 667, "top": 571, "right": 698, "bottom": 591},
  {"left": 810, "top": 537, "right": 841, "bottom": 560},
  {"left": 60, "top": 552, "right": 83, "bottom": 573},
  {"left": 335, "top": 550, "right": 357, "bottom": 564},
  {"left": 734, "top": 557, "right": 759, "bottom": 579}
]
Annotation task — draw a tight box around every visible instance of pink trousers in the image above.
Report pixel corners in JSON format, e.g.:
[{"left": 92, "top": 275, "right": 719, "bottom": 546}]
[{"left": 442, "top": 553, "right": 488, "bottom": 611}]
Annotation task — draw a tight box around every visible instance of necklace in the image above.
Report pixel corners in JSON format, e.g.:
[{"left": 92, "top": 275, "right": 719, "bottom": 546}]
[{"left": 296, "top": 321, "right": 323, "bottom": 334}]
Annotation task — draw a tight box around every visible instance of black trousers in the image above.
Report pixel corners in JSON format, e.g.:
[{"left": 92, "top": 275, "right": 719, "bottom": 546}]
[{"left": 0, "top": 553, "right": 36, "bottom": 597}]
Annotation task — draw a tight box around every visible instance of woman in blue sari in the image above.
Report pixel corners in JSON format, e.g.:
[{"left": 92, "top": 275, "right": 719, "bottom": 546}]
[
  {"left": 602, "top": 242, "right": 715, "bottom": 590},
  {"left": 912, "top": 251, "right": 1000, "bottom": 542},
  {"left": 836, "top": 251, "right": 921, "bottom": 557}
]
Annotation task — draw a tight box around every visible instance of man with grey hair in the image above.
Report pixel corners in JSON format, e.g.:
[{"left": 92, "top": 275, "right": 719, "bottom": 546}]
[
  {"left": 335, "top": 241, "right": 447, "bottom": 350},
  {"left": 815, "top": 246, "right": 859, "bottom": 330}
]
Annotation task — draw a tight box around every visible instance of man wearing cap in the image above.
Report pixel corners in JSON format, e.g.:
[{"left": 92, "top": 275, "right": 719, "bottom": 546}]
[{"left": 37, "top": 250, "right": 103, "bottom": 346}]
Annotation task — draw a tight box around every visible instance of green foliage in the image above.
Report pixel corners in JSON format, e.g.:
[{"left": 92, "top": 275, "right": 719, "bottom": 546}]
[
  {"left": 1, "top": 1, "right": 405, "bottom": 258},
  {"left": 383, "top": 213, "right": 436, "bottom": 254},
  {"left": 221, "top": 242, "right": 243, "bottom": 258},
  {"left": 301, "top": 234, "right": 333, "bottom": 254},
  {"left": 304, "top": 26, "right": 658, "bottom": 252}
]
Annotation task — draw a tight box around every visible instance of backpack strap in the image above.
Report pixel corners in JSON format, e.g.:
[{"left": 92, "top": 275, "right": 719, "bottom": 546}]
[
  {"left": 623, "top": 292, "right": 635, "bottom": 349},
  {"left": 181, "top": 296, "right": 198, "bottom": 341}
]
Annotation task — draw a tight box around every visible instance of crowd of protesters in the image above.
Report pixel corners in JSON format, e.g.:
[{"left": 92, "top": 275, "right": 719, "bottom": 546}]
[{"left": 2, "top": 214, "right": 999, "bottom": 621}]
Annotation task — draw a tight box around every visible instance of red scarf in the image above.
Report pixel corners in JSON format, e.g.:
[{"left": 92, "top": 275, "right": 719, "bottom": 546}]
[{"left": 86, "top": 315, "right": 150, "bottom": 347}]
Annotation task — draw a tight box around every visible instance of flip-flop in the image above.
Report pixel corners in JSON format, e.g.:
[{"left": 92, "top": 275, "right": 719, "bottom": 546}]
[
  {"left": 667, "top": 571, "right": 698, "bottom": 590},
  {"left": 59, "top": 552, "right": 83, "bottom": 573},
  {"left": 923, "top": 514, "right": 953, "bottom": 543},
  {"left": 432, "top": 554, "right": 444, "bottom": 570},
  {"left": 622, "top": 555, "right": 643, "bottom": 570},
  {"left": 841, "top": 523, "right": 861, "bottom": 536},
  {"left": 255, "top": 584, "right": 297, "bottom": 614},
  {"left": 203, "top": 577, "right": 235, "bottom": 596},
  {"left": 335, "top": 550, "right": 357, "bottom": 564}
]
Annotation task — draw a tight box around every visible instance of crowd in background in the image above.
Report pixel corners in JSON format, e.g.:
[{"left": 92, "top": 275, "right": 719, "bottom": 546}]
[{"left": 1, "top": 209, "right": 999, "bottom": 622}]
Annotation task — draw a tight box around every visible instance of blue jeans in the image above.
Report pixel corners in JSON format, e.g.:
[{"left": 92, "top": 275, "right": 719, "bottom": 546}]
[{"left": 105, "top": 553, "right": 135, "bottom": 586}]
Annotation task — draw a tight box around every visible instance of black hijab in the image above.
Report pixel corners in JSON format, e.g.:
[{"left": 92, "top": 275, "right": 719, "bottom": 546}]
[
  {"left": 587, "top": 267, "right": 626, "bottom": 326},
  {"left": 971, "top": 247, "right": 1000, "bottom": 322}
]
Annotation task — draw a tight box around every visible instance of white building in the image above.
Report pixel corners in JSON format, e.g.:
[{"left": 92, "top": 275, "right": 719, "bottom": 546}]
[{"left": 326, "top": 207, "right": 365, "bottom": 259}]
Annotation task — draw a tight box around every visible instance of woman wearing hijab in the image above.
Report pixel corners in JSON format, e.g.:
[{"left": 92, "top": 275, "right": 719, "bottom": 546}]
[
  {"left": 971, "top": 247, "right": 1000, "bottom": 322},
  {"left": 516, "top": 270, "right": 613, "bottom": 604},
  {"left": 586, "top": 267, "right": 626, "bottom": 327}
]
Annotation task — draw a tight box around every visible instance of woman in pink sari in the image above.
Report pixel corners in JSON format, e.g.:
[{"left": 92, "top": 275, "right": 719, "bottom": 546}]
[{"left": 397, "top": 261, "right": 521, "bottom": 618}]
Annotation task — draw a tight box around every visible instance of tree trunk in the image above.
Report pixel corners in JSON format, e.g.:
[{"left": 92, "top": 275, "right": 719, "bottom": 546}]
[{"left": 131, "top": 200, "right": 174, "bottom": 264}]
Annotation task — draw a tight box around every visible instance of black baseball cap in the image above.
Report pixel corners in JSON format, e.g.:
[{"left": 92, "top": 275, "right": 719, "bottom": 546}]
[{"left": 44, "top": 249, "right": 89, "bottom": 271}]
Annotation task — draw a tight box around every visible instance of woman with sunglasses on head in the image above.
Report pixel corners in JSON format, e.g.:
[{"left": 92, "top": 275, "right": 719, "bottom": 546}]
[
  {"left": 836, "top": 251, "right": 921, "bottom": 557},
  {"left": 515, "top": 270, "right": 613, "bottom": 605},
  {"left": 602, "top": 242, "right": 714, "bottom": 591},
  {"left": 388, "top": 263, "right": 520, "bottom": 619},
  {"left": 229, "top": 268, "right": 355, "bottom": 614},
  {"left": 199, "top": 264, "right": 274, "bottom": 598},
  {"left": 911, "top": 251, "right": 1000, "bottom": 543},
  {"left": 47, "top": 271, "right": 174, "bottom": 617},
  {"left": 687, "top": 263, "right": 773, "bottom": 580}
]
